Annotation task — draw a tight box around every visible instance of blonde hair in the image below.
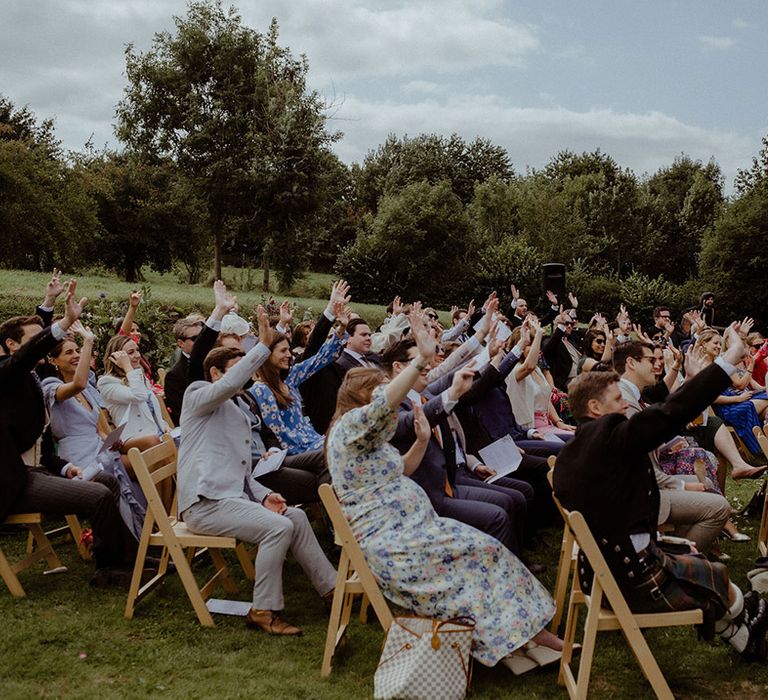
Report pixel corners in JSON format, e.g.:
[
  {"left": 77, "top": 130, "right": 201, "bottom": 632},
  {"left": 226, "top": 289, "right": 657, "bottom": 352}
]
[
  {"left": 103, "top": 335, "right": 137, "bottom": 380},
  {"left": 694, "top": 328, "right": 721, "bottom": 362}
]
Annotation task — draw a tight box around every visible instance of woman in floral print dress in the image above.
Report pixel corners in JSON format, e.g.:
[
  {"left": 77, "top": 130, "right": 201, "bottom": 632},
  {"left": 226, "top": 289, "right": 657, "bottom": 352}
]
[{"left": 326, "top": 309, "right": 561, "bottom": 671}]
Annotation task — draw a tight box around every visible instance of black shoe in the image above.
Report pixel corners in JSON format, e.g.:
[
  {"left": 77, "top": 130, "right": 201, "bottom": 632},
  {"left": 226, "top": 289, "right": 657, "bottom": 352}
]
[{"left": 741, "top": 596, "right": 768, "bottom": 662}]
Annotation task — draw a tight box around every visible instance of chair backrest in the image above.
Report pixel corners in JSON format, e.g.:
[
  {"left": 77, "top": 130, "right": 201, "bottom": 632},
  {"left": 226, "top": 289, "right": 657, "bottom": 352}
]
[
  {"left": 547, "top": 455, "right": 571, "bottom": 522},
  {"left": 753, "top": 425, "right": 768, "bottom": 460},
  {"left": 128, "top": 434, "right": 178, "bottom": 524},
  {"left": 157, "top": 368, "right": 167, "bottom": 389},
  {"left": 319, "top": 484, "right": 362, "bottom": 556}
]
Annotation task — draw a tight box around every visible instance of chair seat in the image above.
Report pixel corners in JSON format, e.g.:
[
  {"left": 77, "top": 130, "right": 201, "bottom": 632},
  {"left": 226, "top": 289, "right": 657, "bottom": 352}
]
[
  {"left": 148, "top": 520, "right": 237, "bottom": 549},
  {"left": 4, "top": 513, "right": 43, "bottom": 525},
  {"left": 594, "top": 603, "right": 703, "bottom": 631}
]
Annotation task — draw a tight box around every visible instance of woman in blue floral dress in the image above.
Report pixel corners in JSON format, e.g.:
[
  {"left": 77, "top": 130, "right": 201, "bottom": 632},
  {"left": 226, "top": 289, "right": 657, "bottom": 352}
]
[
  {"left": 326, "top": 310, "right": 560, "bottom": 671},
  {"left": 248, "top": 320, "right": 346, "bottom": 454}
]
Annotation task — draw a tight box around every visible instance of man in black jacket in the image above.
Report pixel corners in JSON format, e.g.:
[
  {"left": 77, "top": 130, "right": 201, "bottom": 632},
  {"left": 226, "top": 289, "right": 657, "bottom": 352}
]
[
  {"left": 554, "top": 325, "right": 768, "bottom": 660},
  {"left": 0, "top": 281, "right": 137, "bottom": 584}
]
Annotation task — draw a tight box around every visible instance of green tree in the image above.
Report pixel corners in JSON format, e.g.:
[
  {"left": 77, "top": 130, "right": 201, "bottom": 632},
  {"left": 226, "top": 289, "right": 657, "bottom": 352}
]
[{"left": 116, "top": 0, "right": 337, "bottom": 282}]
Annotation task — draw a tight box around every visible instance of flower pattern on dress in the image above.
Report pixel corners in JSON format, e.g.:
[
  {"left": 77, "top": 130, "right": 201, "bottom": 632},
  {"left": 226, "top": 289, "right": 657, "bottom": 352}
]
[
  {"left": 327, "top": 387, "right": 554, "bottom": 667},
  {"left": 248, "top": 333, "right": 344, "bottom": 455}
]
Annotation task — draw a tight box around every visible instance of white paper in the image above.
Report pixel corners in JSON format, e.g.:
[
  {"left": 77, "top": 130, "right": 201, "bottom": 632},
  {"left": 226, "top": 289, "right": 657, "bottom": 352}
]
[
  {"left": 81, "top": 464, "right": 104, "bottom": 481},
  {"left": 170, "top": 426, "right": 182, "bottom": 440},
  {"left": 98, "top": 424, "right": 125, "bottom": 455},
  {"left": 478, "top": 435, "right": 523, "bottom": 482},
  {"left": 206, "top": 599, "right": 252, "bottom": 616},
  {"left": 473, "top": 313, "right": 512, "bottom": 342},
  {"left": 251, "top": 448, "right": 287, "bottom": 478},
  {"left": 540, "top": 431, "right": 564, "bottom": 444}
]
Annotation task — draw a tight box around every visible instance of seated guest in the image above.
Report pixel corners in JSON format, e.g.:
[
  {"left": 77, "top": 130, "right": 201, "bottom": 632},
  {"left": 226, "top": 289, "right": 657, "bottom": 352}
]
[
  {"left": 578, "top": 316, "right": 614, "bottom": 374},
  {"left": 43, "top": 322, "right": 146, "bottom": 539},
  {"left": 614, "top": 340, "right": 731, "bottom": 553},
  {"left": 116, "top": 290, "right": 163, "bottom": 395},
  {"left": 177, "top": 308, "right": 336, "bottom": 635},
  {"left": 249, "top": 307, "right": 347, "bottom": 455},
  {"left": 696, "top": 329, "right": 768, "bottom": 456},
  {"left": 335, "top": 318, "right": 382, "bottom": 375},
  {"left": 507, "top": 318, "right": 576, "bottom": 440},
  {"left": 554, "top": 330, "right": 768, "bottom": 661},
  {"left": 164, "top": 281, "right": 239, "bottom": 422},
  {"left": 0, "top": 281, "right": 139, "bottom": 586},
  {"left": 97, "top": 336, "right": 170, "bottom": 445},
  {"left": 326, "top": 323, "right": 563, "bottom": 673},
  {"left": 290, "top": 320, "right": 315, "bottom": 361}
]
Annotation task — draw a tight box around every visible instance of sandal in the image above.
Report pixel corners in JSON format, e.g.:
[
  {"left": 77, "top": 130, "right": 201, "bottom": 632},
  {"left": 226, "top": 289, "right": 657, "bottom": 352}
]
[
  {"left": 501, "top": 649, "right": 538, "bottom": 675},
  {"left": 524, "top": 641, "right": 563, "bottom": 668}
]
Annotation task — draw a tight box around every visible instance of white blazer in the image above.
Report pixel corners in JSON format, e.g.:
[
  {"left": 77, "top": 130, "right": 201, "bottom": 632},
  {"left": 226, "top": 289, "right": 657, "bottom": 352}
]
[{"left": 97, "top": 369, "right": 169, "bottom": 441}]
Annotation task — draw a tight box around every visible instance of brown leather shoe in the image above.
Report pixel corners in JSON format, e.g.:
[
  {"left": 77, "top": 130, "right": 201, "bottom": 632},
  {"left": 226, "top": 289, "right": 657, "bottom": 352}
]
[{"left": 246, "top": 609, "right": 302, "bottom": 636}]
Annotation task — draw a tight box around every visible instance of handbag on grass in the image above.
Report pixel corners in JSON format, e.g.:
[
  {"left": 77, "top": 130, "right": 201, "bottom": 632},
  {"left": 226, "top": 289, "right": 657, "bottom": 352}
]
[{"left": 373, "top": 616, "right": 474, "bottom": 700}]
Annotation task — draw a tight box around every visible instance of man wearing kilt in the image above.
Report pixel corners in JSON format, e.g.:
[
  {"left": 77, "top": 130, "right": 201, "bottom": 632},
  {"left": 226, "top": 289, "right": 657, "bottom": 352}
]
[{"left": 554, "top": 322, "right": 768, "bottom": 661}]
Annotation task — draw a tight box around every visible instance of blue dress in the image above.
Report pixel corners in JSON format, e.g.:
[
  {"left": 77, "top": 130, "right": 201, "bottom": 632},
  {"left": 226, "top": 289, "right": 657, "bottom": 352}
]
[
  {"left": 248, "top": 333, "right": 344, "bottom": 454},
  {"left": 326, "top": 388, "right": 555, "bottom": 666},
  {"left": 713, "top": 388, "right": 768, "bottom": 455},
  {"left": 42, "top": 378, "right": 146, "bottom": 539}
]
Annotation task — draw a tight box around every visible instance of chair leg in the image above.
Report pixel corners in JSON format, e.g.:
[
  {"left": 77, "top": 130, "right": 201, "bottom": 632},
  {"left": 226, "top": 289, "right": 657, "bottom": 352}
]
[
  {"left": 235, "top": 542, "right": 255, "bottom": 582},
  {"left": 65, "top": 515, "right": 91, "bottom": 561},
  {"left": 0, "top": 546, "right": 26, "bottom": 598},
  {"left": 124, "top": 520, "right": 154, "bottom": 620},
  {"left": 618, "top": 613, "right": 675, "bottom": 700},
  {"left": 551, "top": 528, "right": 574, "bottom": 633},
  {"left": 571, "top": 586, "right": 603, "bottom": 700},
  {"left": 359, "top": 593, "right": 370, "bottom": 624},
  {"left": 169, "top": 543, "right": 215, "bottom": 627},
  {"left": 27, "top": 524, "right": 64, "bottom": 571},
  {"left": 208, "top": 548, "right": 238, "bottom": 595},
  {"left": 321, "top": 552, "right": 351, "bottom": 677}
]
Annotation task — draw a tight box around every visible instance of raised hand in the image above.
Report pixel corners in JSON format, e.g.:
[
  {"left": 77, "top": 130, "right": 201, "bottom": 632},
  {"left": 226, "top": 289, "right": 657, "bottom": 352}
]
[
  {"left": 411, "top": 400, "right": 432, "bottom": 443},
  {"left": 723, "top": 322, "right": 747, "bottom": 366},
  {"left": 510, "top": 284, "right": 520, "bottom": 301},
  {"left": 685, "top": 344, "right": 709, "bottom": 378},
  {"left": 568, "top": 292, "right": 578, "bottom": 309},
  {"left": 70, "top": 321, "right": 95, "bottom": 343},
  {"left": 391, "top": 295, "right": 403, "bottom": 316},
  {"left": 741, "top": 317, "right": 755, "bottom": 337},
  {"left": 466, "top": 298, "right": 476, "bottom": 318},
  {"left": 546, "top": 290, "right": 558, "bottom": 306},
  {"left": 481, "top": 291, "right": 497, "bottom": 312},
  {"left": 110, "top": 350, "right": 133, "bottom": 373},
  {"left": 44, "top": 268, "right": 65, "bottom": 305},
  {"left": 408, "top": 308, "right": 436, "bottom": 363},
  {"left": 487, "top": 322, "right": 503, "bottom": 358},
  {"left": 329, "top": 279, "right": 351, "bottom": 309},
  {"left": 480, "top": 296, "right": 500, "bottom": 337},
  {"left": 255, "top": 304, "right": 275, "bottom": 347},
  {"left": 528, "top": 316, "right": 542, "bottom": 337},
  {"left": 279, "top": 300, "right": 293, "bottom": 327},
  {"left": 213, "top": 280, "right": 237, "bottom": 316},
  {"left": 448, "top": 361, "right": 477, "bottom": 401},
  {"left": 61, "top": 280, "right": 87, "bottom": 330},
  {"left": 129, "top": 290, "right": 143, "bottom": 309},
  {"left": 632, "top": 323, "right": 652, "bottom": 344}
]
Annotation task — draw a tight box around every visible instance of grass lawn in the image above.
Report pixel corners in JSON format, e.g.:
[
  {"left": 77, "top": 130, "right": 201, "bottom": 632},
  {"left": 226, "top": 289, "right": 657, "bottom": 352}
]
[{"left": 2, "top": 475, "right": 767, "bottom": 699}]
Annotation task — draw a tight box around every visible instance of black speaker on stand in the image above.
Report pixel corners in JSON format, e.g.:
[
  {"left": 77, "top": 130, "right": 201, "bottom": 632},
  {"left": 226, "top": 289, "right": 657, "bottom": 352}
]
[{"left": 542, "top": 263, "right": 566, "bottom": 302}]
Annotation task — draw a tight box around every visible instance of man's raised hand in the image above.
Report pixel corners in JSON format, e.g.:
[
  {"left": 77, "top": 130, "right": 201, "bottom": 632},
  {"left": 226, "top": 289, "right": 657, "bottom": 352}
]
[
  {"left": 256, "top": 305, "right": 275, "bottom": 348},
  {"left": 61, "top": 280, "right": 87, "bottom": 331}
]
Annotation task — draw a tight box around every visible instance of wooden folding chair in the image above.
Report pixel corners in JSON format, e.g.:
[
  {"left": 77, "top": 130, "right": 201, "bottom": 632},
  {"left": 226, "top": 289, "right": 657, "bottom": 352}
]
[
  {"left": 752, "top": 426, "right": 768, "bottom": 557},
  {"left": 27, "top": 514, "right": 91, "bottom": 561},
  {"left": 547, "top": 456, "right": 577, "bottom": 635},
  {"left": 318, "top": 484, "right": 393, "bottom": 676},
  {"left": 559, "top": 508, "right": 703, "bottom": 700},
  {"left": 1, "top": 513, "right": 67, "bottom": 597},
  {"left": 124, "top": 435, "right": 248, "bottom": 627}
]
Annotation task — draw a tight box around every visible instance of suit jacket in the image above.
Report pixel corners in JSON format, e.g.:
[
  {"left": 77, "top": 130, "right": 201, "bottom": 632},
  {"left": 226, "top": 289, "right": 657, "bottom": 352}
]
[
  {"left": 542, "top": 326, "right": 582, "bottom": 392},
  {"left": 0, "top": 324, "right": 68, "bottom": 519},
  {"left": 299, "top": 312, "right": 344, "bottom": 435},
  {"left": 334, "top": 350, "right": 383, "bottom": 376},
  {"left": 508, "top": 304, "right": 558, "bottom": 329},
  {"left": 177, "top": 342, "right": 272, "bottom": 516},
  {"left": 163, "top": 323, "right": 219, "bottom": 422},
  {"left": 553, "top": 363, "right": 731, "bottom": 556}
]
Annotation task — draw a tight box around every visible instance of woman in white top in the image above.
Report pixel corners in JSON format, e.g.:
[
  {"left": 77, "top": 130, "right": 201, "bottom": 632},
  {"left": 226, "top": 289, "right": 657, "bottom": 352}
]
[
  {"left": 97, "top": 335, "right": 170, "bottom": 446},
  {"left": 506, "top": 318, "right": 575, "bottom": 440}
]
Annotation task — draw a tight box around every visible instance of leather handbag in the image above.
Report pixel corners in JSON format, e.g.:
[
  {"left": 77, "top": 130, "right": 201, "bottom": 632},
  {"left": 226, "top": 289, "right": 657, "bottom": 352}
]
[{"left": 373, "top": 616, "right": 474, "bottom": 700}]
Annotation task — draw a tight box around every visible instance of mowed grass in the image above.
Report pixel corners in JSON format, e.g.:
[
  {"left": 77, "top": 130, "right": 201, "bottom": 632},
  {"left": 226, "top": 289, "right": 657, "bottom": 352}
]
[
  {"left": 1, "top": 475, "right": 768, "bottom": 699},
  {"left": 0, "top": 267, "right": 392, "bottom": 327}
]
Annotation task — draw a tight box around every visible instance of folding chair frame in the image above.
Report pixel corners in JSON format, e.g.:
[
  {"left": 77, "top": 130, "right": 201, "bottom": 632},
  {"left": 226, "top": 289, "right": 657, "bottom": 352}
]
[{"left": 752, "top": 426, "right": 768, "bottom": 557}]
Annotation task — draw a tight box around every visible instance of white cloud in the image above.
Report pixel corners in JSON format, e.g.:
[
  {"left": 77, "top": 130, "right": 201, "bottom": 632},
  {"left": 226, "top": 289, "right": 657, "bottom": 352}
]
[
  {"left": 328, "top": 93, "right": 755, "bottom": 188},
  {"left": 732, "top": 18, "right": 751, "bottom": 29},
  {"left": 698, "top": 35, "right": 735, "bottom": 50}
]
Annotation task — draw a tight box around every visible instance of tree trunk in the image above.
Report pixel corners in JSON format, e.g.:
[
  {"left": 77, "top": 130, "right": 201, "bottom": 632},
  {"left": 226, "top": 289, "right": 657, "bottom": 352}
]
[
  {"left": 262, "top": 253, "right": 270, "bottom": 292},
  {"left": 213, "top": 230, "right": 223, "bottom": 280}
]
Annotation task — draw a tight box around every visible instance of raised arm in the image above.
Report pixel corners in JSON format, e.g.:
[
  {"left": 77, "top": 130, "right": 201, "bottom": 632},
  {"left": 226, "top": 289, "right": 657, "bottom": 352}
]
[
  {"left": 52, "top": 322, "right": 95, "bottom": 402},
  {"left": 120, "top": 291, "right": 142, "bottom": 335},
  {"left": 514, "top": 317, "right": 542, "bottom": 381}
]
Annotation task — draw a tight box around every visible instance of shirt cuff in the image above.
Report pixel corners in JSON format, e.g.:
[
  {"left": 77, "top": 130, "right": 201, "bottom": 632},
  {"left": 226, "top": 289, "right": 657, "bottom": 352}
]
[
  {"left": 39, "top": 304, "right": 54, "bottom": 313},
  {"left": 676, "top": 479, "right": 685, "bottom": 490},
  {"left": 276, "top": 324, "right": 287, "bottom": 335},
  {"left": 557, "top": 324, "right": 567, "bottom": 333},
  {"left": 323, "top": 308, "right": 335, "bottom": 322},
  {"left": 50, "top": 322, "right": 66, "bottom": 340},
  {"left": 441, "top": 389, "right": 458, "bottom": 414},
  {"left": 206, "top": 316, "right": 222, "bottom": 332},
  {"left": 60, "top": 462, "right": 73, "bottom": 477},
  {"left": 714, "top": 356, "right": 738, "bottom": 377},
  {"left": 526, "top": 429, "right": 537, "bottom": 439}
]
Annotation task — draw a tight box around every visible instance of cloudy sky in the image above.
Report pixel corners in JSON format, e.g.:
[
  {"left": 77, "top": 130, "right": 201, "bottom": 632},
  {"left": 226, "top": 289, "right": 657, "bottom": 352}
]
[{"left": 2, "top": 1, "right": 766, "bottom": 190}]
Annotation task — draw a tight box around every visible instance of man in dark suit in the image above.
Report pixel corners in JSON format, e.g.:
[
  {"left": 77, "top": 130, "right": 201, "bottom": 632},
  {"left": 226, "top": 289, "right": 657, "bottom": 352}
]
[
  {"left": 554, "top": 325, "right": 768, "bottom": 660},
  {"left": 334, "top": 318, "right": 382, "bottom": 376},
  {"left": 542, "top": 309, "right": 583, "bottom": 392},
  {"left": 0, "top": 281, "right": 137, "bottom": 584}
]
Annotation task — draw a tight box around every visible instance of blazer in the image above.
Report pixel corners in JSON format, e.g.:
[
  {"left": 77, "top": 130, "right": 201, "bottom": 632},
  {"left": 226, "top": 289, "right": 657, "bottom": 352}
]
[
  {"left": 97, "top": 369, "right": 170, "bottom": 441},
  {"left": 334, "top": 350, "right": 382, "bottom": 376},
  {"left": 163, "top": 323, "right": 219, "bottom": 422},
  {"left": 543, "top": 326, "right": 582, "bottom": 392},
  {"left": 177, "top": 342, "right": 272, "bottom": 516},
  {"left": 553, "top": 363, "right": 731, "bottom": 556},
  {"left": 0, "top": 324, "right": 67, "bottom": 519}
]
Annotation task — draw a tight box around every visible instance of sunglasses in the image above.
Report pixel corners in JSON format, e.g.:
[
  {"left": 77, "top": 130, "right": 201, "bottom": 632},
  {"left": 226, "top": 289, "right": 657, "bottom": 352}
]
[
  {"left": 427, "top": 314, "right": 438, "bottom": 321},
  {"left": 182, "top": 334, "right": 200, "bottom": 342}
]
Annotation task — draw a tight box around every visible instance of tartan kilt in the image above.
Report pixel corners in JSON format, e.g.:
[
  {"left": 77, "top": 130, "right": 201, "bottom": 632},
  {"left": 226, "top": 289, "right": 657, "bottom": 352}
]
[{"left": 623, "top": 541, "right": 730, "bottom": 622}]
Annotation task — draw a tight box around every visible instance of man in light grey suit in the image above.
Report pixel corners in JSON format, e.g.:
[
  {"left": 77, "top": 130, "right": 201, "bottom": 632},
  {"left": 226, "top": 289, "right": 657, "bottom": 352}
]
[
  {"left": 615, "top": 341, "right": 730, "bottom": 553},
  {"left": 177, "top": 305, "right": 336, "bottom": 636}
]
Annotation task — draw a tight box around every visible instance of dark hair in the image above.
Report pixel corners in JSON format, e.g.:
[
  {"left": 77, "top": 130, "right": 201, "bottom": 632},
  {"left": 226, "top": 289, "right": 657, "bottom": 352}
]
[
  {"left": 255, "top": 333, "right": 293, "bottom": 408},
  {"left": 568, "top": 371, "right": 621, "bottom": 420},
  {"left": 347, "top": 318, "right": 370, "bottom": 337},
  {"left": 214, "top": 332, "right": 242, "bottom": 349},
  {"left": 203, "top": 347, "right": 245, "bottom": 382},
  {"left": 0, "top": 315, "right": 44, "bottom": 353},
  {"left": 381, "top": 338, "right": 416, "bottom": 373},
  {"left": 292, "top": 321, "right": 314, "bottom": 349},
  {"left": 652, "top": 306, "right": 671, "bottom": 320},
  {"left": 581, "top": 328, "right": 607, "bottom": 360},
  {"left": 613, "top": 340, "right": 654, "bottom": 375},
  {"left": 451, "top": 308, "right": 467, "bottom": 324},
  {"left": 173, "top": 318, "right": 202, "bottom": 341}
]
